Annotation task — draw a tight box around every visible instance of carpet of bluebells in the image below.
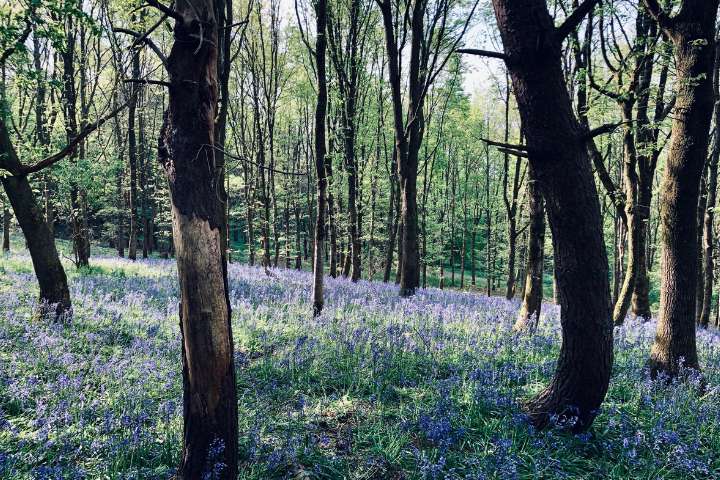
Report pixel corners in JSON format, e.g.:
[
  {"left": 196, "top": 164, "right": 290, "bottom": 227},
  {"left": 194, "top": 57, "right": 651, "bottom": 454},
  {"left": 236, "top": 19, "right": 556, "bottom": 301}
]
[{"left": 2, "top": 251, "right": 720, "bottom": 479}]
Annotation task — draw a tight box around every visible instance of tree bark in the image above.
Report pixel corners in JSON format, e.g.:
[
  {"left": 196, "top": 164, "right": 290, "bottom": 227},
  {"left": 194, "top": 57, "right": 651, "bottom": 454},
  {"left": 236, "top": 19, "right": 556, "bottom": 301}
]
[
  {"left": 0, "top": 120, "right": 71, "bottom": 318},
  {"left": 490, "top": 0, "right": 612, "bottom": 431},
  {"left": 312, "top": 0, "right": 329, "bottom": 316},
  {"left": 699, "top": 39, "right": 720, "bottom": 328},
  {"left": 643, "top": 0, "right": 719, "bottom": 377},
  {"left": 515, "top": 166, "right": 545, "bottom": 331},
  {"left": 158, "top": 1, "right": 238, "bottom": 476}
]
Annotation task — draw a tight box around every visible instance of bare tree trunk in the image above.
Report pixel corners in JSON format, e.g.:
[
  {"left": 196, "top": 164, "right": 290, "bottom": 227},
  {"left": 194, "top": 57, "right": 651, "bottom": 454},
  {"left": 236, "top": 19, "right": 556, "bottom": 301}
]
[
  {"left": 312, "top": 0, "right": 329, "bottom": 315},
  {"left": 700, "top": 39, "right": 720, "bottom": 328},
  {"left": 487, "top": 0, "right": 612, "bottom": 431},
  {"left": 2, "top": 206, "right": 9, "bottom": 252},
  {"left": 0, "top": 121, "right": 71, "bottom": 317},
  {"left": 158, "top": 1, "right": 238, "bottom": 476},
  {"left": 127, "top": 50, "right": 140, "bottom": 261},
  {"left": 515, "top": 165, "right": 545, "bottom": 331},
  {"left": 643, "top": 0, "right": 718, "bottom": 378}
]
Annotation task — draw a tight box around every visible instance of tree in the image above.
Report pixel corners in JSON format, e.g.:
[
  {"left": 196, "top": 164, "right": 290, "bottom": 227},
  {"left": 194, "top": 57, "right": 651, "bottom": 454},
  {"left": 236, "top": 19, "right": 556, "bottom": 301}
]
[
  {"left": 153, "top": 0, "right": 238, "bottom": 476},
  {"left": 643, "top": 0, "right": 719, "bottom": 377},
  {"left": 514, "top": 164, "right": 544, "bottom": 331},
  {"left": 699, "top": 38, "right": 720, "bottom": 328},
  {"left": 311, "top": 0, "right": 330, "bottom": 315},
  {"left": 464, "top": 0, "right": 613, "bottom": 431},
  {"left": 376, "top": 0, "right": 476, "bottom": 296}
]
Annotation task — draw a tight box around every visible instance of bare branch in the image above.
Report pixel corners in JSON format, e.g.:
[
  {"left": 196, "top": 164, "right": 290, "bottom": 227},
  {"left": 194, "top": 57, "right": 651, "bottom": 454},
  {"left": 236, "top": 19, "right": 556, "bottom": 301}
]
[
  {"left": 480, "top": 137, "right": 527, "bottom": 151},
  {"left": 18, "top": 100, "right": 130, "bottom": 176},
  {"left": 124, "top": 78, "right": 172, "bottom": 88},
  {"left": 556, "top": 0, "right": 601, "bottom": 42},
  {"left": 113, "top": 27, "right": 168, "bottom": 67},
  {"left": 455, "top": 48, "right": 507, "bottom": 61}
]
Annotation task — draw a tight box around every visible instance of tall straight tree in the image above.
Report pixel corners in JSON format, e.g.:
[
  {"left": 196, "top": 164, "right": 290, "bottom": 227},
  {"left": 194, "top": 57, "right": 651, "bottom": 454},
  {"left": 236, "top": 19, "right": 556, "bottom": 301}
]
[
  {"left": 700, "top": 38, "right": 720, "bottom": 328},
  {"left": 310, "top": 0, "right": 329, "bottom": 315},
  {"left": 464, "top": 0, "right": 612, "bottom": 431},
  {"left": 642, "top": 0, "right": 719, "bottom": 377},
  {"left": 376, "top": 0, "right": 476, "bottom": 296},
  {"left": 327, "top": 0, "right": 372, "bottom": 282},
  {"left": 154, "top": 0, "right": 238, "bottom": 476}
]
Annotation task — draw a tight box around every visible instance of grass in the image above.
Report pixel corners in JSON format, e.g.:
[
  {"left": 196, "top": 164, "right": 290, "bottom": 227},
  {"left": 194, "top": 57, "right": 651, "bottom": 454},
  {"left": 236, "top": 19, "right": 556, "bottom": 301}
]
[{"left": 0, "top": 241, "right": 719, "bottom": 479}]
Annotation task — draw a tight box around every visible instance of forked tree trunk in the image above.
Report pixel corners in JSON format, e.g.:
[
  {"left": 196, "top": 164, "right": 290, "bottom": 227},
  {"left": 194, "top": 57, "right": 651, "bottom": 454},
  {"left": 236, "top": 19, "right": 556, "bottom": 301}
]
[
  {"left": 643, "top": 0, "right": 718, "bottom": 377},
  {"left": 489, "top": 0, "right": 612, "bottom": 431},
  {"left": 158, "top": 1, "right": 238, "bottom": 476},
  {"left": 312, "top": 0, "right": 329, "bottom": 316},
  {"left": 514, "top": 166, "right": 545, "bottom": 331},
  {"left": 0, "top": 121, "right": 71, "bottom": 317}
]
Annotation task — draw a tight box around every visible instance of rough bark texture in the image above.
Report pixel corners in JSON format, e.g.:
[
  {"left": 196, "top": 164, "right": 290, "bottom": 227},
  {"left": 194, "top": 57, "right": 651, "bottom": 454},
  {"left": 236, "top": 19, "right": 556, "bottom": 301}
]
[
  {"left": 0, "top": 120, "right": 71, "bottom": 317},
  {"left": 644, "top": 0, "right": 718, "bottom": 377},
  {"left": 514, "top": 166, "right": 545, "bottom": 332},
  {"left": 491, "top": 0, "right": 612, "bottom": 431},
  {"left": 312, "top": 0, "right": 329, "bottom": 316},
  {"left": 157, "top": 1, "right": 238, "bottom": 476}
]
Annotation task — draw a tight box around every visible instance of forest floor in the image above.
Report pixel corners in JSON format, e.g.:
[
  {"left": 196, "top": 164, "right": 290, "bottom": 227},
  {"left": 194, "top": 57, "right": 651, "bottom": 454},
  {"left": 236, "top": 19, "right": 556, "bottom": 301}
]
[{"left": 1, "top": 245, "right": 720, "bottom": 479}]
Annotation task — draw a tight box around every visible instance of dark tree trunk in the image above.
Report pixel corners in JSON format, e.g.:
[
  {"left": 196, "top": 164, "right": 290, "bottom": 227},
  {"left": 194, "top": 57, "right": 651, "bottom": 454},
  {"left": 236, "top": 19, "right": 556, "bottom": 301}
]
[
  {"left": 61, "top": 14, "right": 90, "bottom": 268},
  {"left": 2, "top": 206, "right": 9, "bottom": 252},
  {"left": 312, "top": 0, "right": 329, "bottom": 315},
  {"left": 127, "top": 50, "right": 140, "bottom": 261},
  {"left": 489, "top": 0, "right": 612, "bottom": 431},
  {"left": 643, "top": 0, "right": 718, "bottom": 377},
  {"left": 515, "top": 165, "right": 545, "bottom": 331},
  {"left": 0, "top": 121, "right": 71, "bottom": 317},
  {"left": 700, "top": 40, "right": 720, "bottom": 328},
  {"left": 158, "top": 1, "right": 238, "bottom": 476}
]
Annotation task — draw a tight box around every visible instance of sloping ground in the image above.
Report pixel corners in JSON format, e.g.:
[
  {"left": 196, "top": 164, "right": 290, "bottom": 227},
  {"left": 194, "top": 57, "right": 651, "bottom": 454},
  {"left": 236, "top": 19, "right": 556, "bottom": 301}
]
[{"left": 1, "top": 253, "right": 720, "bottom": 479}]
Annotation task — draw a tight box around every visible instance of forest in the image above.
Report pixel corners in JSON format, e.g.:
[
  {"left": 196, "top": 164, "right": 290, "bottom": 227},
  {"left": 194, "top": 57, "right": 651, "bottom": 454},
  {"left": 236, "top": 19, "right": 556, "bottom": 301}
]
[{"left": 1, "top": 0, "right": 720, "bottom": 478}]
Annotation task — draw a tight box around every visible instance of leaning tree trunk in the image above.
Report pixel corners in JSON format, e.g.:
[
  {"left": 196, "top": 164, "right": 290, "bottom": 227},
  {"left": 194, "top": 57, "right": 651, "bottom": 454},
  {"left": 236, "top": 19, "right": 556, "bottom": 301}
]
[
  {"left": 0, "top": 120, "right": 71, "bottom": 318},
  {"left": 158, "top": 1, "right": 238, "bottom": 477},
  {"left": 312, "top": 0, "right": 329, "bottom": 316},
  {"left": 489, "top": 0, "right": 612, "bottom": 431},
  {"left": 700, "top": 40, "right": 720, "bottom": 328},
  {"left": 514, "top": 166, "right": 545, "bottom": 332},
  {"left": 643, "top": 0, "right": 718, "bottom": 377}
]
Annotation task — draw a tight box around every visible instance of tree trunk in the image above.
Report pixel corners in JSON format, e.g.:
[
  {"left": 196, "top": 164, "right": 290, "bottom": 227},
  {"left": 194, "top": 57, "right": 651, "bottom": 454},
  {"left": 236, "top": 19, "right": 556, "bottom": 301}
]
[
  {"left": 700, "top": 40, "right": 720, "bottom": 328},
  {"left": 127, "top": 50, "right": 140, "bottom": 261},
  {"left": 2, "top": 206, "right": 9, "bottom": 252},
  {"left": 644, "top": 0, "right": 718, "bottom": 377},
  {"left": 158, "top": 2, "right": 238, "bottom": 476},
  {"left": 0, "top": 121, "right": 71, "bottom": 317},
  {"left": 490, "top": 0, "right": 612, "bottom": 431},
  {"left": 515, "top": 166, "right": 545, "bottom": 331},
  {"left": 312, "top": 0, "right": 329, "bottom": 315}
]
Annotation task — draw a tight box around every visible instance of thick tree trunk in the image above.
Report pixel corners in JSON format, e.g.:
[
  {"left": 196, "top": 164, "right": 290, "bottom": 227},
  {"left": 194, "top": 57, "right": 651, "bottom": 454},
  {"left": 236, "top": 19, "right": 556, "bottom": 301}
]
[
  {"left": 644, "top": 0, "right": 718, "bottom": 377},
  {"left": 490, "top": 0, "right": 612, "bottom": 431},
  {"left": 515, "top": 167, "right": 545, "bottom": 331},
  {"left": 158, "top": 2, "right": 238, "bottom": 476},
  {"left": 0, "top": 121, "right": 71, "bottom": 317}
]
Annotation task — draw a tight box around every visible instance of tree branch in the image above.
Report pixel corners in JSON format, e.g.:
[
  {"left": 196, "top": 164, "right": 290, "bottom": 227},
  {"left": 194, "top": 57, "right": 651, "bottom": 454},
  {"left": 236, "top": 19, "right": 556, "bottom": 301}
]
[
  {"left": 555, "top": 0, "right": 601, "bottom": 42},
  {"left": 480, "top": 137, "right": 527, "bottom": 151},
  {"left": 497, "top": 147, "right": 528, "bottom": 158},
  {"left": 124, "top": 78, "right": 172, "bottom": 88},
  {"left": 641, "top": 0, "right": 674, "bottom": 35},
  {"left": 0, "top": 15, "right": 33, "bottom": 65},
  {"left": 113, "top": 27, "right": 168, "bottom": 67},
  {"left": 144, "top": 0, "right": 183, "bottom": 22},
  {"left": 455, "top": 48, "right": 508, "bottom": 61},
  {"left": 18, "top": 100, "right": 130, "bottom": 176}
]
